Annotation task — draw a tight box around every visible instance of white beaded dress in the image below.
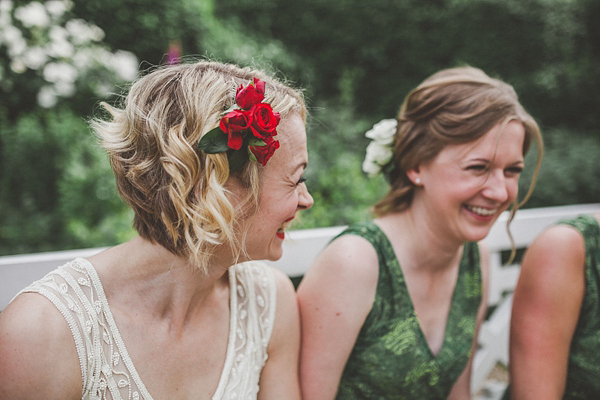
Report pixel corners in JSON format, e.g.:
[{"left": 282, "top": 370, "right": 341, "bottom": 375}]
[{"left": 17, "top": 258, "right": 277, "bottom": 400}]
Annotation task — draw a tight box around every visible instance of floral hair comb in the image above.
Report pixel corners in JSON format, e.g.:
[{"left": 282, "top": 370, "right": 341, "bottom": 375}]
[
  {"left": 362, "top": 118, "right": 397, "bottom": 177},
  {"left": 198, "top": 78, "right": 281, "bottom": 171}
]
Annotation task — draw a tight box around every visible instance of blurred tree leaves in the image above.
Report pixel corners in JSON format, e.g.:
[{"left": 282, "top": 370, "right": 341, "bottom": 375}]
[
  {"left": 215, "top": 0, "right": 600, "bottom": 131},
  {"left": 2, "top": 0, "right": 600, "bottom": 256},
  {"left": 0, "top": 108, "right": 135, "bottom": 255},
  {"left": 71, "top": 0, "right": 301, "bottom": 76},
  {"left": 521, "top": 128, "right": 600, "bottom": 208}
]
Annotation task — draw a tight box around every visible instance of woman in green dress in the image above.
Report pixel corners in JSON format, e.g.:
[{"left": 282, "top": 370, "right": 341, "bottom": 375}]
[
  {"left": 509, "top": 213, "right": 600, "bottom": 399},
  {"left": 297, "top": 66, "right": 544, "bottom": 399}
]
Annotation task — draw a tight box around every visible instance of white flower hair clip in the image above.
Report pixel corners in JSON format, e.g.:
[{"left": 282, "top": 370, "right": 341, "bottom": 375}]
[{"left": 362, "top": 118, "right": 397, "bottom": 177}]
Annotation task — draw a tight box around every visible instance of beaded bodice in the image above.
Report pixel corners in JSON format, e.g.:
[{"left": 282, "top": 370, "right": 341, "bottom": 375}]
[{"left": 18, "top": 258, "right": 276, "bottom": 400}]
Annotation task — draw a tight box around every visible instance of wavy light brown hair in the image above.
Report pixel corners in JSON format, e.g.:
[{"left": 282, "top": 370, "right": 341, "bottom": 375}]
[{"left": 91, "top": 61, "right": 306, "bottom": 272}]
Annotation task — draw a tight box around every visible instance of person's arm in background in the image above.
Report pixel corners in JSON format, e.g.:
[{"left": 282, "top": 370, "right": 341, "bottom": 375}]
[{"left": 509, "top": 225, "right": 586, "bottom": 399}]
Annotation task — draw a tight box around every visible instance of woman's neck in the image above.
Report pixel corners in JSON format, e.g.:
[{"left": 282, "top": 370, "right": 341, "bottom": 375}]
[
  {"left": 376, "top": 208, "right": 463, "bottom": 273},
  {"left": 88, "top": 236, "right": 231, "bottom": 332}
]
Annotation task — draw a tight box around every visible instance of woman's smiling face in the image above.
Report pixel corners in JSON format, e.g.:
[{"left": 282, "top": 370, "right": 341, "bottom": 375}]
[
  {"left": 242, "top": 113, "right": 314, "bottom": 261},
  {"left": 410, "top": 119, "right": 526, "bottom": 244}
]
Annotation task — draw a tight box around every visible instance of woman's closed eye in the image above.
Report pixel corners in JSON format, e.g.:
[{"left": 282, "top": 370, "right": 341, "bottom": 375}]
[
  {"left": 466, "top": 164, "right": 489, "bottom": 173},
  {"left": 296, "top": 176, "right": 307, "bottom": 186},
  {"left": 505, "top": 166, "right": 524, "bottom": 176}
]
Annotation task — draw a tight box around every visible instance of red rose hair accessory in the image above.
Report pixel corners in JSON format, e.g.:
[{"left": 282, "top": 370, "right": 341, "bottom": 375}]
[{"left": 197, "top": 78, "right": 281, "bottom": 171}]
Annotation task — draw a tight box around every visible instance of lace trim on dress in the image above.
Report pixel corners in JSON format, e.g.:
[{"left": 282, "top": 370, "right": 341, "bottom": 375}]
[{"left": 215, "top": 261, "right": 277, "bottom": 399}]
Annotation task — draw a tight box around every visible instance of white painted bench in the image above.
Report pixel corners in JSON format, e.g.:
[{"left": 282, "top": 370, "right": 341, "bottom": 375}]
[{"left": 2, "top": 203, "right": 599, "bottom": 396}]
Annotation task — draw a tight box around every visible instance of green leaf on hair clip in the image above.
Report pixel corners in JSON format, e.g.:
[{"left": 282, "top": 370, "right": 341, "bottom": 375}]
[
  {"left": 228, "top": 148, "right": 249, "bottom": 172},
  {"left": 248, "top": 151, "right": 257, "bottom": 163},
  {"left": 248, "top": 138, "right": 266, "bottom": 147},
  {"left": 197, "top": 127, "right": 229, "bottom": 154}
]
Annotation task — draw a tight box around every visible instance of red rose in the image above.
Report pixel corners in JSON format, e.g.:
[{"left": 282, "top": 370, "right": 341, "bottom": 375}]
[
  {"left": 220, "top": 109, "right": 252, "bottom": 150},
  {"left": 250, "top": 137, "right": 280, "bottom": 166},
  {"left": 249, "top": 103, "right": 280, "bottom": 139},
  {"left": 235, "top": 78, "right": 265, "bottom": 110}
]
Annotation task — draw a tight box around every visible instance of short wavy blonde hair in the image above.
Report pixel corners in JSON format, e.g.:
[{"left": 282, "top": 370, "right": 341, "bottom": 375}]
[
  {"left": 374, "top": 66, "right": 543, "bottom": 218},
  {"left": 91, "top": 61, "right": 306, "bottom": 272}
]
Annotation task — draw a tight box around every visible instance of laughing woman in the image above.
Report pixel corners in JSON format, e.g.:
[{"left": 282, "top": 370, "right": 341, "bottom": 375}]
[
  {"left": 0, "top": 61, "right": 313, "bottom": 400},
  {"left": 298, "top": 67, "right": 543, "bottom": 400}
]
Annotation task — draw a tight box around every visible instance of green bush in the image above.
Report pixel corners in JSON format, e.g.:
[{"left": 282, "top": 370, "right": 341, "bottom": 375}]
[
  {"left": 294, "top": 100, "right": 388, "bottom": 229},
  {"left": 0, "top": 108, "right": 133, "bottom": 256},
  {"left": 522, "top": 127, "right": 600, "bottom": 208}
]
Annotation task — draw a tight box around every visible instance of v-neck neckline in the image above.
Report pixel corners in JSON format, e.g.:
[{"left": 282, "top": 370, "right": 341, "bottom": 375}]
[
  {"left": 77, "top": 258, "right": 237, "bottom": 400},
  {"left": 367, "top": 223, "right": 466, "bottom": 360}
]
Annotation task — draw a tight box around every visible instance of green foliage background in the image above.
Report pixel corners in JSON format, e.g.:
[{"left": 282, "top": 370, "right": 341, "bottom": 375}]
[{"left": 1, "top": 0, "right": 600, "bottom": 256}]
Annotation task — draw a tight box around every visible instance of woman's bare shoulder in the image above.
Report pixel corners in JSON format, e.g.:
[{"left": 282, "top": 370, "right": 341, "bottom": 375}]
[
  {"left": 0, "top": 293, "right": 82, "bottom": 399},
  {"left": 528, "top": 224, "right": 585, "bottom": 270},
  {"left": 297, "top": 230, "right": 380, "bottom": 319},
  {"left": 315, "top": 232, "right": 379, "bottom": 274},
  {"left": 0, "top": 292, "right": 72, "bottom": 344},
  {"left": 517, "top": 223, "right": 586, "bottom": 305}
]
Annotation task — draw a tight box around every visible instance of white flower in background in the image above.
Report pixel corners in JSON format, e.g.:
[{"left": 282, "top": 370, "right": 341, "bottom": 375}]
[
  {"left": 48, "top": 26, "right": 74, "bottom": 58},
  {"left": 0, "top": 1, "right": 11, "bottom": 26},
  {"left": 66, "top": 19, "right": 104, "bottom": 45},
  {"left": 54, "top": 80, "right": 75, "bottom": 96},
  {"left": 89, "top": 25, "right": 104, "bottom": 42},
  {"left": 2, "top": 25, "right": 26, "bottom": 57},
  {"left": 91, "top": 47, "right": 113, "bottom": 66},
  {"left": 22, "top": 46, "right": 48, "bottom": 70},
  {"left": 362, "top": 118, "right": 397, "bottom": 177},
  {"left": 38, "top": 85, "right": 58, "bottom": 108},
  {"left": 93, "top": 81, "right": 114, "bottom": 97},
  {"left": 1, "top": 0, "right": 138, "bottom": 108},
  {"left": 44, "top": 62, "right": 77, "bottom": 84},
  {"left": 47, "top": 37, "right": 74, "bottom": 58},
  {"left": 10, "top": 57, "right": 26, "bottom": 73},
  {"left": 72, "top": 48, "right": 94, "bottom": 69},
  {"left": 14, "top": 1, "right": 49, "bottom": 28},
  {"left": 111, "top": 50, "right": 139, "bottom": 82},
  {"left": 0, "top": 0, "right": 12, "bottom": 13},
  {"left": 48, "top": 24, "right": 68, "bottom": 41},
  {"left": 45, "top": 0, "right": 69, "bottom": 19}
]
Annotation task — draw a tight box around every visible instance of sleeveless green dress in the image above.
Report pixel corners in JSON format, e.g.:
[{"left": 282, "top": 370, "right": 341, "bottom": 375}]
[
  {"left": 334, "top": 221, "right": 482, "bottom": 400},
  {"left": 559, "top": 215, "right": 600, "bottom": 399}
]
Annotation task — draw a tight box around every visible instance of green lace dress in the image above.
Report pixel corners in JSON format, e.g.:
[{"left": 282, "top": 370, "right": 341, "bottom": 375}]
[
  {"left": 334, "top": 221, "right": 482, "bottom": 400},
  {"left": 559, "top": 215, "right": 600, "bottom": 399}
]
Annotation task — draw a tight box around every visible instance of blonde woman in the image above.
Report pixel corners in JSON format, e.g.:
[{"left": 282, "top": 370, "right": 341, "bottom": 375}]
[
  {"left": 0, "top": 61, "right": 313, "bottom": 400},
  {"left": 298, "top": 67, "right": 543, "bottom": 400}
]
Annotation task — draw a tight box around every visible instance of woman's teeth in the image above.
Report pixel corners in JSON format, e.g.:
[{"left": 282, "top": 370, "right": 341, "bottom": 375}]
[{"left": 466, "top": 205, "right": 497, "bottom": 216}]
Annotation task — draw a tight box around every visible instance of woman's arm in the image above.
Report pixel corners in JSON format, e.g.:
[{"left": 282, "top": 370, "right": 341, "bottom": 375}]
[
  {"left": 0, "top": 293, "right": 82, "bottom": 399},
  {"left": 258, "top": 268, "right": 302, "bottom": 400},
  {"left": 509, "top": 225, "right": 586, "bottom": 399},
  {"left": 448, "top": 242, "right": 491, "bottom": 400},
  {"left": 297, "top": 235, "right": 380, "bottom": 400}
]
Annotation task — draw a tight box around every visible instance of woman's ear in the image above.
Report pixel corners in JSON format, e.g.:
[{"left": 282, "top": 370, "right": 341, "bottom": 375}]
[{"left": 406, "top": 167, "right": 422, "bottom": 186}]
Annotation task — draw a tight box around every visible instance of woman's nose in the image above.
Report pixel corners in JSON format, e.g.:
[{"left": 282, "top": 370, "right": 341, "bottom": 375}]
[
  {"left": 482, "top": 170, "right": 509, "bottom": 203},
  {"left": 298, "top": 183, "right": 314, "bottom": 210}
]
